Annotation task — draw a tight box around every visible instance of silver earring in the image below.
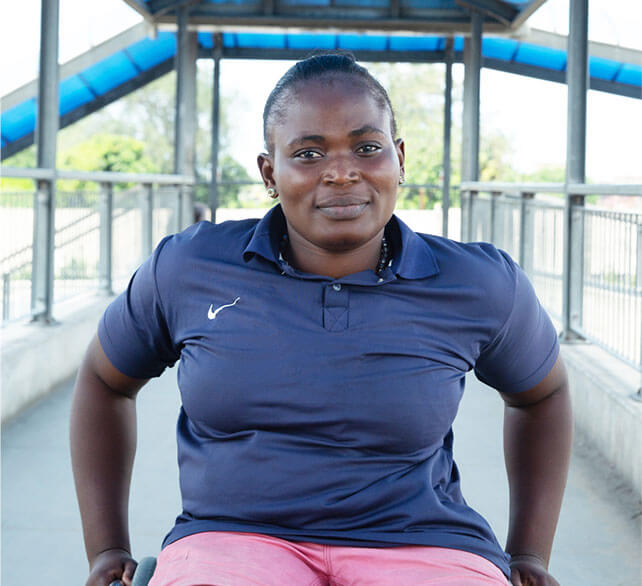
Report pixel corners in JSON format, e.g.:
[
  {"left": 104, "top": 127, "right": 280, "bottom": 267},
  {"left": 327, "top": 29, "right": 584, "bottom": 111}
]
[
  {"left": 267, "top": 187, "right": 278, "bottom": 199},
  {"left": 399, "top": 175, "right": 405, "bottom": 185}
]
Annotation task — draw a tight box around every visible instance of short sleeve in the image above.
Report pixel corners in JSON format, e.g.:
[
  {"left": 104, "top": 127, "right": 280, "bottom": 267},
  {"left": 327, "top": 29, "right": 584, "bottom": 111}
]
[
  {"left": 98, "top": 236, "right": 179, "bottom": 379},
  {"left": 474, "top": 254, "right": 559, "bottom": 393}
]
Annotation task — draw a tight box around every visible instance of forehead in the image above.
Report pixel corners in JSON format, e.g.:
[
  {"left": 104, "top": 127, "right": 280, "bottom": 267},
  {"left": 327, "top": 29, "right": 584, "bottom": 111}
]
[{"left": 273, "top": 78, "right": 391, "bottom": 140}]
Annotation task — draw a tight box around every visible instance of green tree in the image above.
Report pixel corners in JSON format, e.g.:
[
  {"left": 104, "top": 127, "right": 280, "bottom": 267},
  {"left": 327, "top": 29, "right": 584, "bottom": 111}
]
[
  {"left": 1, "top": 146, "right": 37, "bottom": 191},
  {"left": 194, "top": 154, "right": 253, "bottom": 208},
  {"left": 368, "top": 63, "right": 518, "bottom": 208},
  {"left": 57, "top": 134, "right": 157, "bottom": 193}
]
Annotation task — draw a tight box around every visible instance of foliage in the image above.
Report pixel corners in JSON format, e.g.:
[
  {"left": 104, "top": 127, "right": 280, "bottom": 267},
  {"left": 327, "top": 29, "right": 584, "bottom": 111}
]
[
  {"left": 368, "top": 63, "right": 521, "bottom": 208},
  {"left": 1, "top": 146, "right": 37, "bottom": 191},
  {"left": 56, "top": 134, "right": 157, "bottom": 197},
  {"left": 194, "top": 154, "right": 253, "bottom": 208}
]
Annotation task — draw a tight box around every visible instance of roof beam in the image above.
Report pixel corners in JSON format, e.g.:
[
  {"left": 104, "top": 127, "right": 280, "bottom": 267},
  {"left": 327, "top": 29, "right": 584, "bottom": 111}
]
[
  {"left": 510, "top": 0, "right": 547, "bottom": 30},
  {"left": 517, "top": 28, "right": 642, "bottom": 65},
  {"left": 2, "top": 58, "right": 174, "bottom": 160},
  {"left": 160, "top": 14, "right": 508, "bottom": 34},
  {"left": 3, "top": 22, "right": 150, "bottom": 112},
  {"left": 455, "top": 0, "right": 518, "bottom": 26}
]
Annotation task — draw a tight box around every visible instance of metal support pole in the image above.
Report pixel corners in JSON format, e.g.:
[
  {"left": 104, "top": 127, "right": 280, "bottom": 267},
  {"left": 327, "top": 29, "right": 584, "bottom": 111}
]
[
  {"left": 210, "top": 33, "right": 222, "bottom": 223},
  {"left": 562, "top": 0, "right": 589, "bottom": 339},
  {"left": 519, "top": 192, "right": 535, "bottom": 277},
  {"left": 98, "top": 182, "right": 113, "bottom": 296},
  {"left": 141, "top": 183, "right": 153, "bottom": 258},
  {"left": 490, "top": 191, "right": 501, "bottom": 246},
  {"left": 31, "top": 0, "right": 59, "bottom": 323},
  {"left": 461, "top": 11, "right": 482, "bottom": 187},
  {"left": 442, "top": 39, "right": 453, "bottom": 239},
  {"left": 174, "top": 6, "right": 197, "bottom": 230},
  {"left": 467, "top": 190, "right": 477, "bottom": 241},
  {"left": 2, "top": 273, "right": 10, "bottom": 323}
]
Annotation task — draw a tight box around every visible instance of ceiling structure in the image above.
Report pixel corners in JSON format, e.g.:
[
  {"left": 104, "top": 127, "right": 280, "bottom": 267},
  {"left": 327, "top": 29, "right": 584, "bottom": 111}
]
[
  {"left": 123, "top": 0, "right": 546, "bottom": 33},
  {"left": 2, "top": 0, "right": 641, "bottom": 159}
]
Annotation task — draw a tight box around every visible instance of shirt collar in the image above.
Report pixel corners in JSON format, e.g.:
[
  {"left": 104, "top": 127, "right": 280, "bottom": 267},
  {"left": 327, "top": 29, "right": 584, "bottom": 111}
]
[{"left": 243, "top": 204, "right": 440, "bottom": 280}]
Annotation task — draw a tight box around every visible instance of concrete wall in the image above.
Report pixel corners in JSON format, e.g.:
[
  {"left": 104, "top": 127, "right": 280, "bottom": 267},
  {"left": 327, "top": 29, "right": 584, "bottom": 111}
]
[
  {"left": 1, "top": 296, "right": 112, "bottom": 422},
  {"left": 560, "top": 343, "right": 642, "bottom": 498}
]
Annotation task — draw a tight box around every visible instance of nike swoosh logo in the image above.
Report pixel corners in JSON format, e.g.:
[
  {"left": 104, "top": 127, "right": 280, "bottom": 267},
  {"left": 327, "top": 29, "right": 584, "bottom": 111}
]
[{"left": 208, "top": 297, "right": 241, "bottom": 320}]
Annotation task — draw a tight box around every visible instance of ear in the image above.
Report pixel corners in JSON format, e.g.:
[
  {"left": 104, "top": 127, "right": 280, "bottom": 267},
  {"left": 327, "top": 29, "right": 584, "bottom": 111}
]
[
  {"left": 395, "top": 138, "right": 405, "bottom": 177},
  {"left": 257, "top": 153, "right": 276, "bottom": 189}
]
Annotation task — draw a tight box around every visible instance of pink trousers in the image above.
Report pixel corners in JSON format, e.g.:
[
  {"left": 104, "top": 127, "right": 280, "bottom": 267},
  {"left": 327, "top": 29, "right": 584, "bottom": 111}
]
[{"left": 148, "top": 531, "right": 510, "bottom": 586}]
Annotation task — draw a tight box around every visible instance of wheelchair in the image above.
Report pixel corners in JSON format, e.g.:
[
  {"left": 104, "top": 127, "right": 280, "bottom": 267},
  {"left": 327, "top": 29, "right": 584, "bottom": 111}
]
[{"left": 109, "top": 556, "right": 157, "bottom": 586}]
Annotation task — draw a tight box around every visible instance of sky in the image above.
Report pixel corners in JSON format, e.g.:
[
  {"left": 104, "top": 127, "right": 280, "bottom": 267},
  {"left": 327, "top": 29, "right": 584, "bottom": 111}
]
[{"left": 1, "top": 0, "right": 641, "bottom": 182}]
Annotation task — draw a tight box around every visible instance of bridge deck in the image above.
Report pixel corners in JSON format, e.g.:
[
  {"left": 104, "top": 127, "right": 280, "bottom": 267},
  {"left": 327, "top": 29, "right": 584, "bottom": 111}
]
[{"left": 2, "top": 368, "right": 640, "bottom": 585}]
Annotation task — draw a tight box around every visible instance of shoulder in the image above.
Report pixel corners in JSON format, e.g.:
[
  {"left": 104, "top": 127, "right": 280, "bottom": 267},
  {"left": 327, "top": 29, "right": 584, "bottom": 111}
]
[
  {"left": 158, "top": 218, "right": 261, "bottom": 265},
  {"left": 419, "top": 234, "right": 517, "bottom": 284}
]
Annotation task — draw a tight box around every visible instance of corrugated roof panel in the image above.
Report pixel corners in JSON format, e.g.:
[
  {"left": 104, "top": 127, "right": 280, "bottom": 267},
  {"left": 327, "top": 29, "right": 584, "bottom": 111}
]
[
  {"left": 615, "top": 64, "right": 642, "bottom": 87},
  {"left": 222, "top": 33, "right": 237, "bottom": 48},
  {"left": 81, "top": 52, "right": 140, "bottom": 95},
  {"left": 333, "top": 0, "right": 388, "bottom": 5},
  {"left": 2, "top": 99, "right": 36, "bottom": 142},
  {"left": 279, "top": 0, "right": 330, "bottom": 5},
  {"left": 125, "top": 33, "right": 177, "bottom": 70},
  {"left": 515, "top": 43, "right": 566, "bottom": 71},
  {"left": 59, "top": 76, "right": 95, "bottom": 116},
  {"left": 401, "top": 0, "right": 458, "bottom": 8},
  {"left": 389, "top": 36, "right": 442, "bottom": 52},
  {"left": 204, "top": 0, "right": 259, "bottom": 4},
  {"left": 482, "top": 37, "right": 517, "bottom": 61},
  {"left": 235, "top": 33, "right": 287, "bottom": 48},
  {"left": 338, "top": 34, "right": 388, "bottom": 51},
  {"left": 287, "top": 34, "right": 337, "bottom": 50},
  {"left": 199, "top": 32, "right": 214, "bottom": 49},
  {"left": 589, "top": 56, "right": 622, "bottom": 81}
]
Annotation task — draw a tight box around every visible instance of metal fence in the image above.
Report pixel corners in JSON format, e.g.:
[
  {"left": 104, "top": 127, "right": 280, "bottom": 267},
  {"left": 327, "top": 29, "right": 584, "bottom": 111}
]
[
  {"left": 1, "top": 169, "right": 194, "bottom": 325},
  {"left": 461, "top": 182, "right": 642, "bottom": 371}
]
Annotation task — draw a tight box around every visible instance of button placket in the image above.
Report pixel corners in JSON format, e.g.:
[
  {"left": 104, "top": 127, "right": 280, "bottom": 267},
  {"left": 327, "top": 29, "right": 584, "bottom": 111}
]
[{"left": 323, "top": 283, "right": 349, "bottom": 331}]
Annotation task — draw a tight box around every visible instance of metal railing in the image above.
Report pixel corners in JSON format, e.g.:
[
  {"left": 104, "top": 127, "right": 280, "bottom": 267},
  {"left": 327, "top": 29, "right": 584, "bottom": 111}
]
[
  {"left": 461, "top": 182, "right": 642, "bottom": 371},
  {"left": 1, "top": 168, "right": 194, "bottom": 325}
]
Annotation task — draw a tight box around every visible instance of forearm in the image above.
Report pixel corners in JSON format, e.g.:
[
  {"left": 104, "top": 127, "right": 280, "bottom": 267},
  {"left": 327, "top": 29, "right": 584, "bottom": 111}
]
[
  {"left": 70, "top": 364, "right": 137, "bottom": 565},
  {"left": 503, "top": 383, "right": 572, "bottom": 565}
]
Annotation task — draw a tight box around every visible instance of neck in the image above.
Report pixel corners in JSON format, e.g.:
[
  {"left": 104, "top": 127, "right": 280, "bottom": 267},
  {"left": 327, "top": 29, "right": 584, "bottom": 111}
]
[{"left": 284, "top": 228, "right": 385, "bottom": 279}]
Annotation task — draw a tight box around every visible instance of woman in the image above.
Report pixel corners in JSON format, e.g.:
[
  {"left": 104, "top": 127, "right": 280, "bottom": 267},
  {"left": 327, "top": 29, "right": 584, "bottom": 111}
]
[{"left": 71, "top": 53, "right": 572, "bottom": 586}]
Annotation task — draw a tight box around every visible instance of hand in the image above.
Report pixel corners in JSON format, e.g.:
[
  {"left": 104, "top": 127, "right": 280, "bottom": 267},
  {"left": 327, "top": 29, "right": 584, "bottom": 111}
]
[
  {"left": 86, "top": 548, "right": 137, "bottom": 586},
  {"left": 509, "top": 554, "right": 560, "bottom": 586}
]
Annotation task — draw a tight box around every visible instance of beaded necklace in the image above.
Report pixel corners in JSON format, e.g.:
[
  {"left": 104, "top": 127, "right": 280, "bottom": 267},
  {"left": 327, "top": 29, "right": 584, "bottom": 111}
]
[{"left": 279, "top": 234, "right": 391, "bottom": 276}]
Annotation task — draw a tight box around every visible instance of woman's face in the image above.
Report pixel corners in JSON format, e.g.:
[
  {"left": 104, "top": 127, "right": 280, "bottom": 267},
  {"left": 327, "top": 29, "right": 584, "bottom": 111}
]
[{"left": 258, "top": 78, "right": 404, "bottom": 254}]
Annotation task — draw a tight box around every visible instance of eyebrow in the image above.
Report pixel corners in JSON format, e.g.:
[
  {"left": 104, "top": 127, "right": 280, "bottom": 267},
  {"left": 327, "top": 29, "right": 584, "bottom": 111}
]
[
  {"left": 287, "top": 126, "right": 385, "bottom": 148},
  {"left": 287, "top": 134, "right": 325, "bottom": 148},
  {"left": 348, "top": 125, "right": 386, "bottom": 137}
]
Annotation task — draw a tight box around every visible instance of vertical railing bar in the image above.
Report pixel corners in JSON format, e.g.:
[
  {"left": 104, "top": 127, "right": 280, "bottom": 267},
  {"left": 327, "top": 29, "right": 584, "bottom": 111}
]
[
  {"left": 142, "top": 183, "right": 153, "bottom": 259},
  {"left": 2, "top": 273, "right": 10, "bottom": 322},
  {"left": 98, "top": 182, "right": 113, "bottom": 296}
]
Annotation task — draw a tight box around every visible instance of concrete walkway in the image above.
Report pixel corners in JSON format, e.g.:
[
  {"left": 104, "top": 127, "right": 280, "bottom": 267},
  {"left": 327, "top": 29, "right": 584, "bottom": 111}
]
[{"left": 2, "top": 369, "right": 641, "bottom": 586}]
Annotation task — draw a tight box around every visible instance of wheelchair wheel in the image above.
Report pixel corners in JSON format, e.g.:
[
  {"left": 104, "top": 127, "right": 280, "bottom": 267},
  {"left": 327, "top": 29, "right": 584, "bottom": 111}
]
[{"left": 132, "top": 556, "right": 157, "bottom": 586}]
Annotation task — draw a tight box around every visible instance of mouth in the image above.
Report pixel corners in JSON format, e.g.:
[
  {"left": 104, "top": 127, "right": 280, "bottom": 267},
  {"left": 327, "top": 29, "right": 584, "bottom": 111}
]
[{"left": 316, "top": 197, "right": 369, "bottom": 220}]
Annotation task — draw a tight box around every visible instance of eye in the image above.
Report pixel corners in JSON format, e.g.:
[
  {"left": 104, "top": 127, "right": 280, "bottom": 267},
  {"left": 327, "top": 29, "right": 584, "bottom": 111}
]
[
  {"left": 295, "top": 150, "right": 323, "bottom": 160},
  {"left": 356, "top": 144, "right": 382, "bottom": 155}
]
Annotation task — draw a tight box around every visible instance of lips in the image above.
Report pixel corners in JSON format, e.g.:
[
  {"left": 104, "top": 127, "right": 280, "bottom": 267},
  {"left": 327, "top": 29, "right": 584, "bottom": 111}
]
[{"left": 316, "top": 196, "right": 370, "bottom": 220}]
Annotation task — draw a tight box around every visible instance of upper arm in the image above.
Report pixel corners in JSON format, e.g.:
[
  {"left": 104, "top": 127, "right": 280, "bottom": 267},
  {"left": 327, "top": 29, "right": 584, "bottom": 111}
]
[
  {"left": 500, "top": 355, "right": 569, "bottom": 407},
  {"left": 82, "top": 333, "right": 149, "bottom": 399}
]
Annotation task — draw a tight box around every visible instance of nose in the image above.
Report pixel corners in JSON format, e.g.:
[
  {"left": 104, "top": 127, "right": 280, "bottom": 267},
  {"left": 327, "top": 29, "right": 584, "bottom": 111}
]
[{"left": 322, "top": 154, "right": 360, "bottom": 185}]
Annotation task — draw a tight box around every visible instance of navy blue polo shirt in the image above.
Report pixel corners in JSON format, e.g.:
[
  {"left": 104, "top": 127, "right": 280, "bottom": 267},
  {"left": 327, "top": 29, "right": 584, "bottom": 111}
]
[{"left": 98, "top": 205, "right": 559, "bottom": 577}]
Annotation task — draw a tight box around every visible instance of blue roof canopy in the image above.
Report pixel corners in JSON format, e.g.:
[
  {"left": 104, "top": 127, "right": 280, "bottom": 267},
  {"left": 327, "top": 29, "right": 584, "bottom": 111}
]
[{"left": 2, "top": 26, "right": 641, "bottom": 158}]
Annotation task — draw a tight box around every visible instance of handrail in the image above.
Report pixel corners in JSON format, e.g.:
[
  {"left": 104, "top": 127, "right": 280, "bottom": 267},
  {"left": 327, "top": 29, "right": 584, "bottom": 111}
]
[
  {"left": 2, "top": 167, "right": 195, "bottom": 185},
  {"left": 459, "top": 181, "right": 565, "bottom": 193},
  {"left": 460, "top": 181, "right": 642, "bottom": 197}
]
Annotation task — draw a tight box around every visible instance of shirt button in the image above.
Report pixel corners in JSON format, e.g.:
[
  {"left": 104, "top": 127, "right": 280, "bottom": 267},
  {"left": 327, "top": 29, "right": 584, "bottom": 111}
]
[{"left": 332, "top": 283, "right": 342, "bottom": 292}]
